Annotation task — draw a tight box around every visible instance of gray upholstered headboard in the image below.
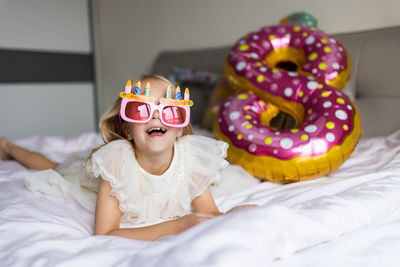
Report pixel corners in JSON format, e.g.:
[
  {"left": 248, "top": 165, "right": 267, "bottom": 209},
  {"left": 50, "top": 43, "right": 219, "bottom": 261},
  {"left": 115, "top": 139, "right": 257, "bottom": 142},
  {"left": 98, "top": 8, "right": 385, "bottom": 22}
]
[{"left": 152, "top": 26, "right": 400, "bottom": 138}]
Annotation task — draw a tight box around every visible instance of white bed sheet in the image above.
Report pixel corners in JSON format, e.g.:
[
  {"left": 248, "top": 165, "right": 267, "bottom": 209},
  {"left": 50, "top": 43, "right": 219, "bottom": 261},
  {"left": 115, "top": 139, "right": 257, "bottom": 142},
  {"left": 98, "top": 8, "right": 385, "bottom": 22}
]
[{"left": 1, "top": 131, "right": 400, "bottom": 267}]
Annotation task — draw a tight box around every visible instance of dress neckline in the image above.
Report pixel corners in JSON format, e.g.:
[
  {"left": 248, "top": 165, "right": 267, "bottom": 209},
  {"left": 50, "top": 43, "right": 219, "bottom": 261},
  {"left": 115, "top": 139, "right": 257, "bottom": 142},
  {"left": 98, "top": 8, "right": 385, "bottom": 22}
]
[{"left": 132, "top": 142, "right": 178, "bottom": 179}]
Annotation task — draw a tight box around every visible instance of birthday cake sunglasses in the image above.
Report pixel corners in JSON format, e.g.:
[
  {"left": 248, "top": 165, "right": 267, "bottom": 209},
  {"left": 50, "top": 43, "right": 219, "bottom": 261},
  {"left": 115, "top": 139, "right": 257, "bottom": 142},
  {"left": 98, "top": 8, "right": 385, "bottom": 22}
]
[{"left": 119, "top": 80, "right": 194, "bottom": 128}]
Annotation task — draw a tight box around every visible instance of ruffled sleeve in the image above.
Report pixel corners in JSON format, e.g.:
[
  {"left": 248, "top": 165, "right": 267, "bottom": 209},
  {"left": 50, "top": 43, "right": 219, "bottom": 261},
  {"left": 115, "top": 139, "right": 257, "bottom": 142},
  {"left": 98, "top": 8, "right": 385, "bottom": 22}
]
[
  {"left": 179, "top": 135, "right": 229, "bottom": 199},
  {"left": 85, "top": 140, "right": 138, "bottom": 214}
]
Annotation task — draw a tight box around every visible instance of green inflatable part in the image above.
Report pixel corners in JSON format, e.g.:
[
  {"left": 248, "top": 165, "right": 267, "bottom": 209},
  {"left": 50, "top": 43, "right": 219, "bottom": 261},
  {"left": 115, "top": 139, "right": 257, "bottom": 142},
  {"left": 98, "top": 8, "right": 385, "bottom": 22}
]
[{"left": 281, "top": 12, "right": 318, "bottom": 28}]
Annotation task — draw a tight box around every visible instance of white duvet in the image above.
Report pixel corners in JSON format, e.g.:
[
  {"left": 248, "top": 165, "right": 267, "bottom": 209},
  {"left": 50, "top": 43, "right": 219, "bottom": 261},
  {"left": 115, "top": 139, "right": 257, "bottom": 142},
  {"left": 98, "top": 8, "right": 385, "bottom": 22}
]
[{"left": 1, "top": 130, "right": 400, "bottom": 267}]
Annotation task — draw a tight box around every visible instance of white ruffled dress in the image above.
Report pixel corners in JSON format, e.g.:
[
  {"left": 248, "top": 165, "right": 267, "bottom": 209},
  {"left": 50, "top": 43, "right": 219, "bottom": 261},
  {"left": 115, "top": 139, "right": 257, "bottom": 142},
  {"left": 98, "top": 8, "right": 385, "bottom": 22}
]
[{"left": 25, "top": 135, "right": 235, "bottom": 225}]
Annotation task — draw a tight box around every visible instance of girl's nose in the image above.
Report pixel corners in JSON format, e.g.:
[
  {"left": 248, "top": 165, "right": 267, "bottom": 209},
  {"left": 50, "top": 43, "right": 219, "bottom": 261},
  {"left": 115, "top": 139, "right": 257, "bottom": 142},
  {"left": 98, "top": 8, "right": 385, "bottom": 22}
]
[{"left": 152, "top": 110, "right": 160, "bottom": 120}]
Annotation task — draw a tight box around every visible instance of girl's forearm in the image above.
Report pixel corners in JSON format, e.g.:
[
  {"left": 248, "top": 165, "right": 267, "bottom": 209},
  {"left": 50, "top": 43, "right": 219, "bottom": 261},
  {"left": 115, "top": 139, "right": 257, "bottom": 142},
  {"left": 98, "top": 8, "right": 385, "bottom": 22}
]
[{"left": 103, "top": 218, "right": 184, "bottom": 241}]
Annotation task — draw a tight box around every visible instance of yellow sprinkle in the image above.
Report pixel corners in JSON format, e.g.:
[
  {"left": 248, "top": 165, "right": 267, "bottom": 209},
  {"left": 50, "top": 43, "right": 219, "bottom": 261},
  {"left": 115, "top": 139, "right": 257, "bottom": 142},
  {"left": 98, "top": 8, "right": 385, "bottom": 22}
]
[
  {"left": 343, "top": 124, "right": 349, "bottom": 131},
  {"left": 245, "top": 123, "right": 253, "bottom": 129},
  {"left": 257, "top": 75, "right": 265, "bottom": 83},
  {"left": 255, "top": 62, "right": 262, "bottom": 66},
  {"left": 326, "top": 122, "right": 335, "bottom": 129},
  {"left": 299, "top": 91, "right": 304, "bottom": 97},
  {"left": 259, "top": 100, "right": 266, "bottom": 106},
  {"left": 308, "top": 52, "right": 318, "bottom": 61},
  {"left": 301, "top": 134, "right": 309, "bottom": 141},
  {"left": 264, "top": 137, "right": 273, "bottom": 145},
  {"left": 310, "top": 27, "right": 317, "bottom": 30},
  {"left": 324, "top": 46, "right": 332, "bottom": 53},
  {"left": 238, "top": 93, "right": 248, "bottom": 100},
  {"left": 321, "top": 38, "right": 328, "bottom": 44},
  {"left": 239, "top": 44, "right": 249, "bottom": 51},
  {"left": 307, "top": 109, "right": 312, "bottom": 114},
  {"left": 302, "top": 32, "right": 308, "bottom": 37},
  {"left": 337, "top": 98, "right": 345, "bottom": 104},
  {"left": 318, "top": 84, "right": 324, "bottom": 89},
  {"left": 293, "top": 26, "right": 301, "bottom": 32},
  {"left": 318, "top": 62, "right": 327, "bottom": 70},
  {"left": 237, "top": 134, "right": 243, "bottom": 140},
  {"left": 291, "top": 129, "right": 299, "bottom": 133},
  {"left": 245, "top": 114, "right": 252, "bottom": 120},
  {"left": 321, "top": 91, "right": 330, "bottom": 97},
  {"left": 272, "top": 68, "right": 279, "bottom": 73},
  {"left": 269, "top": 35, "right": 276, "bottom": 40},
  {"left": 243, "top": 106, "right": 249, "bottom": 111}
]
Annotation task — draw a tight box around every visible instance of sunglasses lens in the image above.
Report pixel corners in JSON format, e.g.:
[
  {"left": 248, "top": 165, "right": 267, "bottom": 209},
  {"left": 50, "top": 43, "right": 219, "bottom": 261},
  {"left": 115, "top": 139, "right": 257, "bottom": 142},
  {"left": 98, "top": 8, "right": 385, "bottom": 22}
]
[
  {"left": 162, "top": 106, "right": 186, "bottom": 125},
  {"left": 125, "top": 102, "right": 151, "bottom": 121}
]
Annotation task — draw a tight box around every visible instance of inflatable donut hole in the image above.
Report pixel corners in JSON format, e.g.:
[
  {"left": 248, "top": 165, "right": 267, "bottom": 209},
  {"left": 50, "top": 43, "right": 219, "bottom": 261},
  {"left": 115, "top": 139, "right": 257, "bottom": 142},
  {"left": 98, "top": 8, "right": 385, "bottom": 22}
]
[{"left": 267, "top": 60, "right": 300, "bottom": 130}]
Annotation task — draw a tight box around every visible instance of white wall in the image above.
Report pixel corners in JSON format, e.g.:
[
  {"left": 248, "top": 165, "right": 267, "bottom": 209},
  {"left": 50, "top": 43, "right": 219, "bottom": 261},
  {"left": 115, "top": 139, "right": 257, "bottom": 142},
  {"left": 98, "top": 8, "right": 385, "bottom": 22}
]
[
  {"left": 0, "top": 0, "right": 91, "bottom": 53},
  {"left": 0, "top": 0, "right": 95, "bottom": 140},
  {"left": 93, "top": 0, "right": 400, "bottom": 116}
]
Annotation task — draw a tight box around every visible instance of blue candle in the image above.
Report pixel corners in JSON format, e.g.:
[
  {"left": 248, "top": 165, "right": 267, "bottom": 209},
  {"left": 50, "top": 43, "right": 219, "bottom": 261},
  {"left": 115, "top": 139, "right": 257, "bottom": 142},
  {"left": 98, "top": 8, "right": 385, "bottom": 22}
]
[{"left": 134, "top": 81, "right": 141, "bottom": 95}]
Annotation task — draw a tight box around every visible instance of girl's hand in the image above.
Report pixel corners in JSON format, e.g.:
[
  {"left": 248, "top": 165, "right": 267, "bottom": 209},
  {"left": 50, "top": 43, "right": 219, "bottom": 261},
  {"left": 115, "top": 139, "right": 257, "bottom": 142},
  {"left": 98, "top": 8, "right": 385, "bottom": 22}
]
[
  {"left": 178, "top": 212, "right": 215, "bottom": 232},
  {"left": 227, "top": 204, "right": 257, "bottom": 213}
]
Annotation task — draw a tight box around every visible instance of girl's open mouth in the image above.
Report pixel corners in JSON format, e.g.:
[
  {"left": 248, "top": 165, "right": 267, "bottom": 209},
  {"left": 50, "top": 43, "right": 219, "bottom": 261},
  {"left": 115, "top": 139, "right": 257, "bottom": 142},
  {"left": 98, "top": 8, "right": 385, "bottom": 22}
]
[{"left": 146, "top": 127, "right": 167, "bottom": 136}]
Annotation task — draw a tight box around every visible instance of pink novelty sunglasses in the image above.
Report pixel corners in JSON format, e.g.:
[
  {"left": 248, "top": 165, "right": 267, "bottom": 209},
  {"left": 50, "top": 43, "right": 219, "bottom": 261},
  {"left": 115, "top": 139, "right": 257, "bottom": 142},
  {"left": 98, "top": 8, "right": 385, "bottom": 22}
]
[
  {"left": 119, "top": 80, "right": 193, "bottom": 128},
  {"left": 120, "top": 98, "right": 191, "bottom": 127}
]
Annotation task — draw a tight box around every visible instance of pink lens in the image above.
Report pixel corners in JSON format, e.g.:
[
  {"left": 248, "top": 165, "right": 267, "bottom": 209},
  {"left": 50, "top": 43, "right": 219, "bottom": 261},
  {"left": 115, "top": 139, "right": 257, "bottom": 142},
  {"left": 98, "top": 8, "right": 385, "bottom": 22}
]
[
  {"left": 162, "top": 106, "right": 186, "bottom": 125},
  {"left": 125, "top": 101, "right": 151, "bottom": 121}
]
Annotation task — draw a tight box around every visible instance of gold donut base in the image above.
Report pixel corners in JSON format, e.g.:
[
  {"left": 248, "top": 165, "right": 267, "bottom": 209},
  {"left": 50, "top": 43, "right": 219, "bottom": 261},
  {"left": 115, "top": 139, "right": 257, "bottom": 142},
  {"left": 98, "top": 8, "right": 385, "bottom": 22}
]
[{"left": 214, "top": 109, "right": 362, "bottom": 184}]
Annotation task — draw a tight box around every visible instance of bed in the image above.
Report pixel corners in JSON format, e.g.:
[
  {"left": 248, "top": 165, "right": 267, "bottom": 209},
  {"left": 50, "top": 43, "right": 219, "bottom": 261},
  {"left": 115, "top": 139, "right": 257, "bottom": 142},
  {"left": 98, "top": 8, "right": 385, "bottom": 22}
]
[{"left": 1, "top": 26, "right": 400, "bottom": 266}]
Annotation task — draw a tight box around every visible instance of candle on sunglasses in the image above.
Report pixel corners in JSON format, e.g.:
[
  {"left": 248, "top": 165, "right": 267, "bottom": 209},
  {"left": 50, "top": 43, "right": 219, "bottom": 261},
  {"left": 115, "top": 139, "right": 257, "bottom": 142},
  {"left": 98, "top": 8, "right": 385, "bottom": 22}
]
[
  {"left": 125, "top": 80, "right": 132, "bottom": 93},
  {"left": 144, "top": 82, "right": 151, "bottom": 96},
  {"left": 134, "top": 81, "right": 141, "bottom": 95},
  {"left": 166, "top": 85, "right": 172, "bottom": 98},
  {"left": 175, "top": 86, "right": 181, "bottom": 99},
  {"left": 184, "top": 88, "right": 190, "bottom": 100}
]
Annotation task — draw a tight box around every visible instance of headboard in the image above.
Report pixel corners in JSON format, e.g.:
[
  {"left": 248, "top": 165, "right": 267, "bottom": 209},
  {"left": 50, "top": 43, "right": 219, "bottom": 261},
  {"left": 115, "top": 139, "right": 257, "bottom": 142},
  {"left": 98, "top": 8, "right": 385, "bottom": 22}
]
[{"left": 152, "top": 25, "right": 400, "bottom": 138}]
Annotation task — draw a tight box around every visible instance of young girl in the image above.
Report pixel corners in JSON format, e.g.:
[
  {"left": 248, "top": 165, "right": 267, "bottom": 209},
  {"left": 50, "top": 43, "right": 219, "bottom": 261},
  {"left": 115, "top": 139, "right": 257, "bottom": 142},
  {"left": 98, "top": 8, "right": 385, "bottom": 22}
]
[{"left": 0, "top": 75, "right": 256, "bottom": 241}]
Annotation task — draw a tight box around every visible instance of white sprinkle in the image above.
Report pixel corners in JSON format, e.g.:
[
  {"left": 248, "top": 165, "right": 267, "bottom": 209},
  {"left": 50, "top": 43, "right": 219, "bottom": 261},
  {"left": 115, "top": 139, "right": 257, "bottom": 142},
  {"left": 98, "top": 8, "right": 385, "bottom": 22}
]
[
  {"left": 248, "top": 134, "right": 254, "bottom": 140},
  {"left": 305, "top": 36, "right": 315, "bottom": 45},
  {"left": 280, "top": 138, "right": 293, "bottom": 149},
  {"left": 335, "top": 110, "right": 348, "bottom": 120},
  {"left": 307, "top": 81, "right": 319, "bottom": 90},
  {"left": 249, "top": 144, "right": 257, "bottom": 152},
  {"left": 260, "top": 67, "right": 267, "bottom": 72},
  {"left": 284, "top": 87, "right": 293, "bottom": 97},
  {"left": 224, "top": 101, "right": 230, "bottom": 107},
  {"left": 229, "top": 111, "right": 240, "bottom": 120},
  {"left": 236, "top": 62, "right": 246, "bottom": 71},
  {"left": 251, "top": 53, "right": 259, "bottom": 59},
  {"left": 228, "top": 125, "right": 235, "bottom": 131},
  {"left": 323, "top": 101, "right": 332, "bottom": 108},
  {"left": 332, "top": 62, "right": 340, "bottom": 70},
  {"left": 288, "top": 72, "right": 298, "bottom": 77},
  {"left": 326, "top": 133, "right": 335, "bottom": 142},
  {"left": 305, "top": 125, "right": 317, "bottom": 133}
]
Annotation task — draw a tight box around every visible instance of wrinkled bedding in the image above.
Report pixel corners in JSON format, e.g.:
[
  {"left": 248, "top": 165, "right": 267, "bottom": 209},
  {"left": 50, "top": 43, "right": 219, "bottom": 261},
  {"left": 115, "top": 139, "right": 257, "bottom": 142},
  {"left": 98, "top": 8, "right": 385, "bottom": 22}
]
[{"left": 1, "top": 131, "right": 400, "bottom": 267}]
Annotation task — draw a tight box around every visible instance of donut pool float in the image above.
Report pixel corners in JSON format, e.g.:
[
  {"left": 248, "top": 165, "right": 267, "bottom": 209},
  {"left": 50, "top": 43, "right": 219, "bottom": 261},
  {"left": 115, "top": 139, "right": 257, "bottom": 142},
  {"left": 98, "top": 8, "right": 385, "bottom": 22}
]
[{"left": 214, "top": 24, "right": 362, "bottom": 183}]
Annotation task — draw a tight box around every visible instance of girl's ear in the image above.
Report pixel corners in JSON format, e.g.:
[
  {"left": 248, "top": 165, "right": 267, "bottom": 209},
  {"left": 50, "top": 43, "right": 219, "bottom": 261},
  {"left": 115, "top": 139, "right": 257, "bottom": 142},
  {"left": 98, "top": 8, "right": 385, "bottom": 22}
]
[
  {"left": 177, "top": 127, "right": 184, "bottom": 138},
  {"left": 121, "top": 123, "right": 133, "bottom": 140}
]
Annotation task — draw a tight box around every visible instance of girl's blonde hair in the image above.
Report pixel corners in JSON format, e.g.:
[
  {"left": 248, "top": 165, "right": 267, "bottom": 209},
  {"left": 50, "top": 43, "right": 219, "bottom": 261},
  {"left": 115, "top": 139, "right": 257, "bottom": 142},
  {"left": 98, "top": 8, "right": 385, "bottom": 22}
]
[{"left": 99, "top": 74, "right": 193, "bottom": 144}]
